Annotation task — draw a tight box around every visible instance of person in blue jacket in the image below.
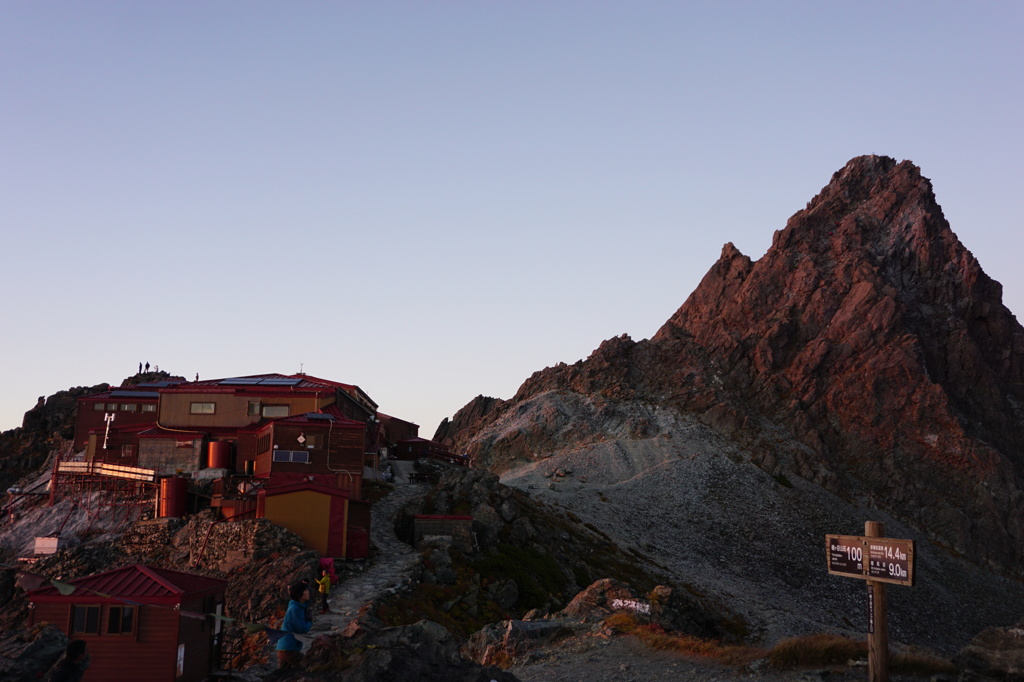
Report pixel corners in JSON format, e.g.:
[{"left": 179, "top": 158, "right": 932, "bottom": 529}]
[{"left": 276, "top": 581, "right": 313, "bottom": 668}]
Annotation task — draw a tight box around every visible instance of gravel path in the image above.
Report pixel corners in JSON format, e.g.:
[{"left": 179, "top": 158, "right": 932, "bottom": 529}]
[{"left": 300, "top": 480, "right": 428, "bottom": 641}]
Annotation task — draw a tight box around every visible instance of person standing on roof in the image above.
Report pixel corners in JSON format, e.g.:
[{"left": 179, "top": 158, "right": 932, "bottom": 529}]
[{"left": 276, "top": 582, "right": 312, "bottom": 668}]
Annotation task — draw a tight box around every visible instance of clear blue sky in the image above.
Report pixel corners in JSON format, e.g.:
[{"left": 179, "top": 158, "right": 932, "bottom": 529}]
[{"left": 2, "top": 2, "right": 1021, "bottom": 437}]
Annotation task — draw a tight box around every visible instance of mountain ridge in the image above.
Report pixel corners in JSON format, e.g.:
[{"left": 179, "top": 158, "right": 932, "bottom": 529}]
[{"left": 436, "top": 155, "right": 1024, "bottom": 578}]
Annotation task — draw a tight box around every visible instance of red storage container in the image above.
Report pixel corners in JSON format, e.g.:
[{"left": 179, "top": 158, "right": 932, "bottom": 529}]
[
  {"left": 159, "top": 477, "right": 188, "bottom": 518},
  {"left": 207, "top": 441, "right": 233, "bottom": 470}
]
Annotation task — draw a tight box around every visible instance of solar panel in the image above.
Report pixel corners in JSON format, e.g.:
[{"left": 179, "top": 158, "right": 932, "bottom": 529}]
[
  {"left": 305, "top": 413, "right": 333, "bottom": 421},
  {"left": 110, "top": 391, "right": 159, "bottom": 399},
  {"left": 220, "top": 378, "right": 263, "bottom": 385},
  {"left": 259, "top": 378, "right": 301, "bottom": 386}
]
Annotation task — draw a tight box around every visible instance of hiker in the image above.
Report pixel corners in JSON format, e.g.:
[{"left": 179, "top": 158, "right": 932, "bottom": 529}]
[
  {"left": 316, "top": 569, "right": 332, "bottom": 613},
  {"left": 276, "top": 582, "right": 312, "bottom": 668},
  {"left": 46, "top": 639, "right": 89, "bottom": 682}
]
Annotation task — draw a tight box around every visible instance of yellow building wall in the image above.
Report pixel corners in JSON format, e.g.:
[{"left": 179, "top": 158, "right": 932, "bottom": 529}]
[
  {"left": 159, "top": 393, "right": 322, "bottom": 428},
  {"left": 263, "top": 491, "right": 330, "bottom": 555}
]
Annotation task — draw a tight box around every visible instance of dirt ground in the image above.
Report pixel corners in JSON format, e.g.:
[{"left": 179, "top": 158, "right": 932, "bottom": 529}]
[{"left": 508, "top": 634, "right": 938, "bottom": 682}]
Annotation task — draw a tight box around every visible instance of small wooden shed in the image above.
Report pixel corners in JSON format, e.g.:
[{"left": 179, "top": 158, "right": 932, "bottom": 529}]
[
  {"left": 256, "top": 481, "right": 361, "bottom": 558},
  {"left": 28, "top": 564, "right": 227, "bottom": 682}
]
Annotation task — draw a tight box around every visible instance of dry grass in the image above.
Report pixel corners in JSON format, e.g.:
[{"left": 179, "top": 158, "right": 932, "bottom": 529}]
[
  {"left": 767, "top": 633, "right": 955, "bottom": 676},
  {"left": 891, "top": 649, "right": 957, "bottom": 676},
  {"left": 604, "top": 619, "right": 955, "bottom": 677},
  {"left": 602, "top": 613, "right": 765, "bottom": 666},
  {"left": 767, "top": 632, "right": 866, "bottom": 667}
]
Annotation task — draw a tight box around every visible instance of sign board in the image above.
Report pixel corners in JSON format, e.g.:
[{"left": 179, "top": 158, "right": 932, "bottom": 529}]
[
  {"left": 826, "top": 534, "right": 914, "bottom": 586},
  {"left": 827, "top": 535, "right": 865, "bottom": 578}
]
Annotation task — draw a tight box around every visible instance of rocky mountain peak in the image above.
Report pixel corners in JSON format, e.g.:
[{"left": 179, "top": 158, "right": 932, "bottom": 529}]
[{"left": 438, "top": 156, "right": 1024, "bottom": 577}]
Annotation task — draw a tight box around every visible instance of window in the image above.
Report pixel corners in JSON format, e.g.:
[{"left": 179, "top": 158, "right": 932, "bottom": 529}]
[
  {"left": 190, "top": 402, "right": 216, "bottom": 415},
  {"left": 107, "top": 605, "right": 135, "bottom": 634},
  {"left": 247, "top": 401, "right": 259, "bottom": 416},
  {"left": 121, "top": 404, "right": 136, "bottom": 412},
  {"left": 142, "top": 404, "right": 156, "bottom": 413},
  {"left": 306, "top": 434, "right": 324, "bottom": 449},
  {"left": 261, "top": 405, "right": 289, "bottom": 418},
  {"left": 272, "top": 450, "right": 310, "bottom": 463},
  {"left": 93, "top": 403, "right": 105, "bottom": 411},
  {"left": 108, "top": 403, "right": 119, "bottom": 411},
  {"left": 121, "top": 444, "right": 136, "bottom": 458},
  {"left": 71, "top": 605, "right": 100, "bottom": 634}
]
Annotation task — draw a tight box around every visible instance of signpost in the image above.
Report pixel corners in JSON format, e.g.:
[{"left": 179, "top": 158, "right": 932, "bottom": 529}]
[
  {"left": 825, "top": 522, "right": 915, "bottom": 682},
  {"left": 827, "top": 533, "right": 914, "bottom": 586}
]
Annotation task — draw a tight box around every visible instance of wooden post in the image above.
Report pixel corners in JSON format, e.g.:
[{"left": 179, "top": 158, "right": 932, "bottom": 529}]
[{"left": 866, "top": 521, "right": 889, "bottom": 682}]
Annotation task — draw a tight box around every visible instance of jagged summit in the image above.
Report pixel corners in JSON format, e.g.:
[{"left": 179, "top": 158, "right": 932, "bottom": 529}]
[{"left": 438, "top": 156, "right": 1024, "bottom": 578}]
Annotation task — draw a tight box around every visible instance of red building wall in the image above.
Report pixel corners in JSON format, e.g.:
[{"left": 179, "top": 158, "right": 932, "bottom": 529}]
[{"left": 31, "top": 599, "right": 183, "bottom": 682}]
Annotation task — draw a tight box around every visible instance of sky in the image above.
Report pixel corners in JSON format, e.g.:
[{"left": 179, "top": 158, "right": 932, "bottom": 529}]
[{"left": 1, "top": 2, "right": 1021, "bottom": 437}]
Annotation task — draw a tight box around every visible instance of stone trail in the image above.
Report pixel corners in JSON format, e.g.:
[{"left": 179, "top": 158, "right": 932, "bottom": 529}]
[{"left": 298, "top": 480, "right": 427, "bottom": 643}]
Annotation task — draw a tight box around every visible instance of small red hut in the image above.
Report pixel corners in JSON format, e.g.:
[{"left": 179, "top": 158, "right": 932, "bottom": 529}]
[{"left": 28, "top": 564, "right": 227, "bottom": 682}]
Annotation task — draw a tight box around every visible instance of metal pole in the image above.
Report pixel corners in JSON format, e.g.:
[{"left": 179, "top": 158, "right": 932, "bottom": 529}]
[{"left": 866, "top": 521, "right": 889, "bottom": 682}]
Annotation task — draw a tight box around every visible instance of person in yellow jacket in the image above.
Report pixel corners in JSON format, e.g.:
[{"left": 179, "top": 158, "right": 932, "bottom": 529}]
[{"left": 316, "top": 569, "right": 332, "bottom": 613}]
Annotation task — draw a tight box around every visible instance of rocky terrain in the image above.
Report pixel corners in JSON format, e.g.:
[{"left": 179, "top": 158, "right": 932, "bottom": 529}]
[
  {"left": 436, "top": 156, "right": 1024, "bottom": 654},
  {"left": 4, "top": 156, "right": 1024, "bottom": 679}
]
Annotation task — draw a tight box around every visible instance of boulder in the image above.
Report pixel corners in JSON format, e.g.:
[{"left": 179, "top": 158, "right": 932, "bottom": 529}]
[
  {"left": 557, "top": 578, "right": 644, "bottom": 623},
  {"left": 955, "top": 622, "right": 1024, "bottom": 679},
  {"left": 299, "top": 619, "right": 521, "bottom": 682},
  {"left": 0, "top": 624, "right": 70, "bottom": 682},
  {"left": 463, "top": 619, "right": 574, "bottom": 667}
]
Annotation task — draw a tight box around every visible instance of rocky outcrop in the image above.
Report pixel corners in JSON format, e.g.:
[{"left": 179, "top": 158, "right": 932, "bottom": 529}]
[
  {"left": 462, "top": 619, "right": 575, "bottom": 668},
  {"left": 291, "top": 619, "right": 521, "bottom": 682},
  {"left": 955, "top": 621, "right": 1024, "bottom": 680},
  {"left": 393, "top": 467, "right": 672, "bottom": 615},
  {"left": 437, "top": 156, "right": 1024, "bottom": 577},
  {"left": 0, "top": 624, "right": 70, "bottom": 682},
  {"left": 462, "top": 578, "right": 723, "bottom": 668}
]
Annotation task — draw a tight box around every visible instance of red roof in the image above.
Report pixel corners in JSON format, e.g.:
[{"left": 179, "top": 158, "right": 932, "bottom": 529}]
[
  {"left": 377, "top": 412, "right": 420, "bottom": 428},
  {"left": 272, "top": 411, "right": 363, "bottom": 427},
  {"left": 29, "top": 564, "right": 226, "bottom": 603},
  {"left": 259, "top": 480, "right": 352, "bottom": 498},
  {"left": 161, "top": 373, "right": 355, "bottom": 394}
]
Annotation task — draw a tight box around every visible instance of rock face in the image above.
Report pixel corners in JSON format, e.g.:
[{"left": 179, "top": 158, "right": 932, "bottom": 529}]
[
  {"left": 0, "top": 624, "right": 70, "bottom": 682},
  {"left": 0, "top": 371, "right": 186, "bottom": 492},
  {"left": 295, "top": 620, "right": 521, "bottom": 682},
  {"left": 955, "top": 620, "right": 1024, "bottom": 679},
  {"left": 436, "top": 156, "right": 1024, "bottom": 577}
]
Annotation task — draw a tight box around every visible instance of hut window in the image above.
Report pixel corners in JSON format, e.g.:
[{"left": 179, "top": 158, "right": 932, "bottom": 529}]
[
  {"left": 107, "top": 605, "right": 135, "bottom": 634},
  {"left": 142, "top": 404, "right": 156, "bottom": 413},
  {"left": 190, "top": 402, "right": 216, "bottom": 415},
  {"left": 261, "top": 405, "right": 289, "bottom": 418},
  {"left": 257, "top": 434, "right": 272, "bottom": 454},
  {"left": 71, "top": 605, "right": 100, "bottom": 634},
  {"left": 121, "top": 445, "right": 136, "bottom": 458},
  {"left": 248, "top": 401, "right": 260, "bottom": 416},
  {"left": 121, "top": 404, "right": 137, "bottom": 412},
  {"left": 93, "top": 403, "right": 105, "bottom": 411}
]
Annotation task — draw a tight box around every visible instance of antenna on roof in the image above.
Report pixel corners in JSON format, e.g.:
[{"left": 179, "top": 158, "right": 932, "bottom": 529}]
[
  {"left": 299, "top": 363, "right": 304, "bottom": 375},
  {"left": 102, "top": 413, "right": 115, "bottom": 450}
]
